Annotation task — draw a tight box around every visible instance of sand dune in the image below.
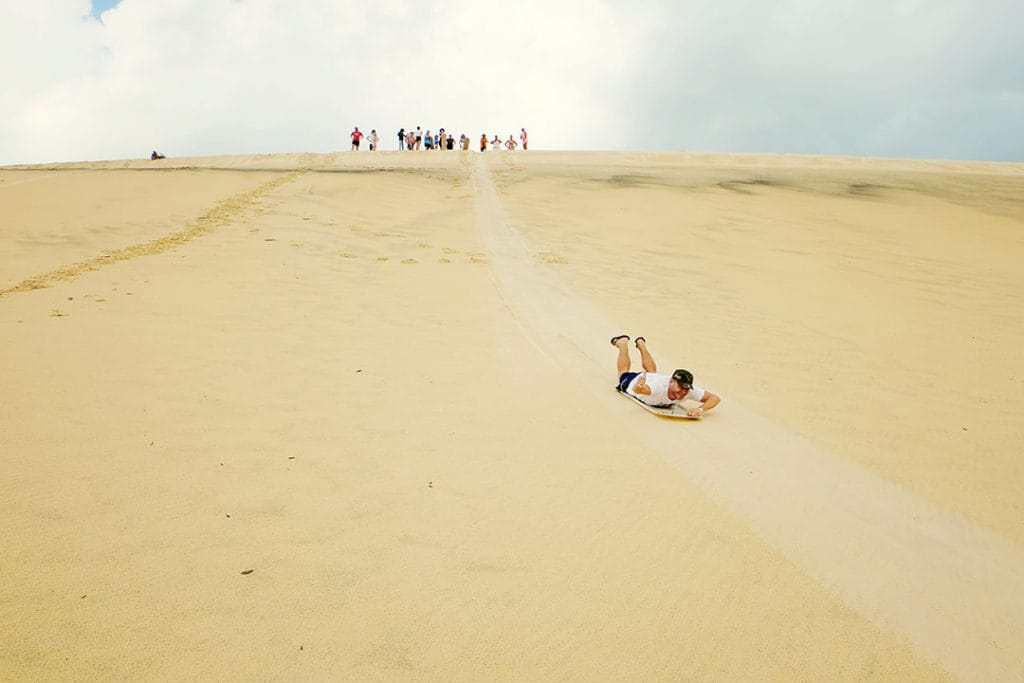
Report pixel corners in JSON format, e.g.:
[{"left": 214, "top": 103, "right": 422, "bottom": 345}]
[{"left": 2, "top": 151, "right": 1023, "bottom": 680}]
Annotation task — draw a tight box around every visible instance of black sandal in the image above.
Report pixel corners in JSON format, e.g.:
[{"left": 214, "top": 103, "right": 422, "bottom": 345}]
[
  {"left": 609, "top": 334, "right": 630, "bottom": 346},
  {"left": 634, "top": 336, "right": 646, "bottom": 347}
]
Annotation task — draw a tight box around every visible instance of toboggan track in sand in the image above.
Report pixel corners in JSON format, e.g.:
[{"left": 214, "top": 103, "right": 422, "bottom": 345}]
[
  {"left": 471, "top": 154, "right": 1024, "bottom": 682},
  {"left": 0, "top": 170, "right": 307, "bottom": 299},
  {"left": 3, "top": 158, "right": 1021, "bottom": 677}
]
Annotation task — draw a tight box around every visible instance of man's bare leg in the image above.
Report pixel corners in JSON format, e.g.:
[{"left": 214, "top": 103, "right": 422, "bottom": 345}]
[
  {"left": 611, "top": 335, "right": 631, "bottom": 374},
  {"left": 636, "top": 337, "right": 658, "bottom": 372}
]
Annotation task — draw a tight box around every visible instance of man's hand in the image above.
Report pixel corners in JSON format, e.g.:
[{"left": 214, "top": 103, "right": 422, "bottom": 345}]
[
  {"left": 686, "top": 406, "right": 704, "bottom": 418},
  {"left": 634, "top": 372, "right": 652, "bottom": 395}
]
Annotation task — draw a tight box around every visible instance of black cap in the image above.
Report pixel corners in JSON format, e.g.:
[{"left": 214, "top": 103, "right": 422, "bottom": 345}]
[{"left": 671, "top": 369, "right": 693, "bottom": 388}]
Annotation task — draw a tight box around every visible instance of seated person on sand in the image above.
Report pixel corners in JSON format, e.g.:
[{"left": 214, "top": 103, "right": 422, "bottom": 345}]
[
  {"left": 150, "top": 150, "right": 165, "bottom": 160},
  {"left": 610, "top": 335, "right": 720, "bottom": 417}
]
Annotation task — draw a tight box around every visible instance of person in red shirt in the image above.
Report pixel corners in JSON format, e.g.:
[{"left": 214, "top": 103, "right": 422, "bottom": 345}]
[{"left": 351, "top": 127, "right": 363, "bottom": 151}]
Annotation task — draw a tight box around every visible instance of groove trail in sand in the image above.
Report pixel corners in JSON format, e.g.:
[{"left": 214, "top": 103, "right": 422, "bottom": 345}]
[{"left": 471, "top": 155, "right": 1024, "bottom": 682}]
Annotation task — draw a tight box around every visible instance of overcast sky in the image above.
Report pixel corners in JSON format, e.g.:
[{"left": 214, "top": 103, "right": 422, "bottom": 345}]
[{"left": 1, "top": 0, "right": 1020, "bottom": 164}]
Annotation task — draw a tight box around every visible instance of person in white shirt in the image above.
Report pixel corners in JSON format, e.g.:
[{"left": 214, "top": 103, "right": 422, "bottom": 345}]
[
  {"left": 368, "top": 129, "right": 379, "bottom": 151},
  {"left": 610, "top": 335, "right": 721, "bottom": 417}
]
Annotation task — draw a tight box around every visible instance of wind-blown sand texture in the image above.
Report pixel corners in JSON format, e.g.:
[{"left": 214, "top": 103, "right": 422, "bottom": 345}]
[{"left": 2, "top": 151, "right": 1023, "bottom": 681}]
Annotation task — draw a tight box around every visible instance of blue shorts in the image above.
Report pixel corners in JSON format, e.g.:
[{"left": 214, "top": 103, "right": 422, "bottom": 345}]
[{"left": 616, "top": 372, "right": 640, "bottom": 392}]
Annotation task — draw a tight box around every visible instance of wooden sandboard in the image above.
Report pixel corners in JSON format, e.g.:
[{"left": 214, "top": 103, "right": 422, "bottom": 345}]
[{"left": 618, "top": 390, "right": 702, "bottom": 419}]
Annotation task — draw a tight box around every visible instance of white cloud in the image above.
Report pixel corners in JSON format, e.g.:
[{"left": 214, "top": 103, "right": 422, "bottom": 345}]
[
  {"left": 0, "top": 1, "right": 106, "bottom": 158},
  {"left": 1, "top": 0, "right": 1020, "bottom": 163},
  {"left": 1, "top": 0, "right": 639, "bottom": 163},
  {"left": 620, "top": 0, "right": 1024, "bottom": 161}
]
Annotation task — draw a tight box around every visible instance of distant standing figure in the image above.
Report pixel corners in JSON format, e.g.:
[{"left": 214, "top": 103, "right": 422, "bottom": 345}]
[
  {"left": 491, "top": 134, "right": 501, "bottom": 150},
  {"left": 506, "top": 136, "right": 518, "bottom": 151},
  {"left": 446, "top": 134, "right": 455, "bottom": 150},
  {"left": 397, "top": 128, "right": 405, "bottom": 150},
  {"left": 415, "top": 126, "right": 423, "bottom": 150},
  {"left": 351, "top": 127, "right": 363, "bottom": 151},
  {"left": 368, "top": 129, "right": 379, "bottom": 151},
  {"left": 520, "top": 128, "right": 528, "bottom": 150},
  {"left": 424, "top": 130, "right": 433, "bottom": 150},
  {"left": 460, "top": 134, "right": 470, "bottom": 150},
  {"left": 150, "top": 150, "right": 165, "bottom": 160},
  {"left": 480, "top": 134, "right": 488, "bottom": 152}
]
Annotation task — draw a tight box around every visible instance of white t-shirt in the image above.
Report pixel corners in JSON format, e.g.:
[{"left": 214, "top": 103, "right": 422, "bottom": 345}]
[{"left": 626, "top": 372, "right": 706, "bottom": 407}]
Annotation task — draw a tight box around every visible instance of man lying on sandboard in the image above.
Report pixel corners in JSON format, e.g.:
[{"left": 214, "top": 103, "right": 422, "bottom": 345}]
[{"left": 610, "top": 335, "right": 721, "bottom": 418}]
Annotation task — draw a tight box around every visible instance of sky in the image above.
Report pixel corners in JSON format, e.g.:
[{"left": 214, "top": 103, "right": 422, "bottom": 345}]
[
  {"left": 0, "top": 0, "right": 1021, "bottom": 164},
  {"left": 90, "top": 0, "right": 119, "bottom": 17}
]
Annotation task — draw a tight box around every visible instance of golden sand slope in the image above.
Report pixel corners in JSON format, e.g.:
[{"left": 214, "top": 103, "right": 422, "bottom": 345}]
[{"left": 2, "top": 151, "right": 1022, "bottom": 681}]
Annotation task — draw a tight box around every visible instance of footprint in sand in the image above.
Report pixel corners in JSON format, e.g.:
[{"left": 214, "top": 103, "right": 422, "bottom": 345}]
[
  {"left": 338, "top": 251, "right": 357, "bottom": 259},
  {"left": 537, "top": 251, "right": 568, "bottom": 264},
  {"left": 376, "top": 257, "right": 390, "bottom": 262},
  {"left": 439, "top": 258, "right": 452, "bottom": 264},
  {"left": 401, "top": 258, "right": 418, "bottom": 264},
  {"left": 417, "top": 242, "right": 432, "bottom": 249},
  {"left": 442, "top": 247, "right": 460, "bottom": 254}
]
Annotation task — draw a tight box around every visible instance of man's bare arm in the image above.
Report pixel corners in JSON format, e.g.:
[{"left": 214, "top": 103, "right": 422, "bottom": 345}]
[
  {"left": 685, "top": 391, "right": 720, "bottom": 418},
  {"left": 699, "top": 392, "right": 721, "bottom": 412}
]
